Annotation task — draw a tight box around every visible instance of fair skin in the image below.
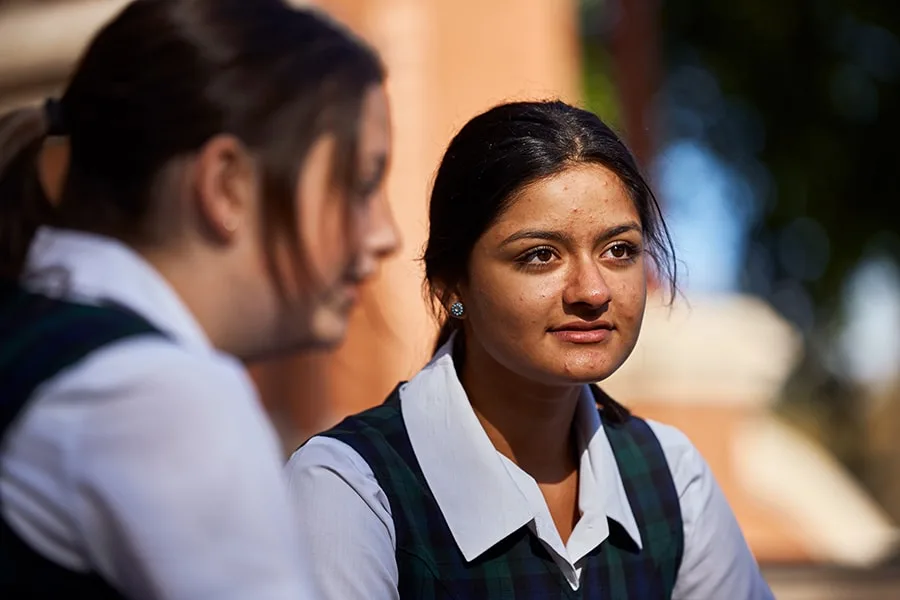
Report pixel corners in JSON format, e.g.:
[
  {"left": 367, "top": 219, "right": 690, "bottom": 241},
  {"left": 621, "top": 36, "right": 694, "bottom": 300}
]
[
  {"left": 144, "top": 84, "right": 399, "bottom": 360},
  {"left": 453, "top": 163, "right": 647, "bottom": 542}
]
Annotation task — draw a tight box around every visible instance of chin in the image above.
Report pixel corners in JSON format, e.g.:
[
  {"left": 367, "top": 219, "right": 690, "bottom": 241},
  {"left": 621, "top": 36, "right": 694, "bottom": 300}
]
[
  {"left": 305, "top": 332, "right": 346, "bottom": 351},
  {"left": 547, "top": 345, "right": 631, "bottom": 385},
  {"left": 552, "top": 368, "right": 617, "bottom": 386},
  {"left": 246, "top": 310, "right": 348, "bottom": 360},
  {"left": 306, "top": 310, "right": 350, "bottom": 350}
]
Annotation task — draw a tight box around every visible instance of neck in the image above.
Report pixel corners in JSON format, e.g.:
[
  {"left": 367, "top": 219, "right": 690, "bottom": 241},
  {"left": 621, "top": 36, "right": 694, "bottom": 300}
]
[
  {"left": 140, "top": 246, "right": 258, "bottom": 357},
  {"left": 459, "top": 335, "right": 581, "bottom": 483}
]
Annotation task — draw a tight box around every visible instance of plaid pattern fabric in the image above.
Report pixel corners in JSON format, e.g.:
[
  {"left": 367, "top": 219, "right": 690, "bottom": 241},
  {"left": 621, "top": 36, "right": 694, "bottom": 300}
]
[
  {"left": 0, "top": 282, "right": 163, "bottom": 599},
  {"left": 321, "top": 385, "right": 684, "bottom": 600}
]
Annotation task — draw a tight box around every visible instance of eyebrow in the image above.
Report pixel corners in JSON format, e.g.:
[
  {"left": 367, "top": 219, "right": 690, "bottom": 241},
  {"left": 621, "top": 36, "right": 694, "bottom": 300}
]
[{"left": 499, "top": 222, "right": 643, "bottom": 247}]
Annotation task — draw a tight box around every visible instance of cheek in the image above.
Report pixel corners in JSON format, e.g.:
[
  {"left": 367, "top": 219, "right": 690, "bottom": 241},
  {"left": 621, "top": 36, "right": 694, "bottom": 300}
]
[
  {"left": 296, "top": 185, "right": 351, "bottom": 285},
  {"left": 294, "top": 133, "right": 352, "bottom": 288},
  {"left": 467, "top": 267, "right": 559, "bottom": 337},
  {"left": 612, "top": 270, "right": 647, "bottom": 333}
]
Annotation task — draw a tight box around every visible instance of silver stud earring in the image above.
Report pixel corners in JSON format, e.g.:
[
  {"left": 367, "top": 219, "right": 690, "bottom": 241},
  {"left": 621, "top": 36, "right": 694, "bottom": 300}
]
[{"left": 449, "top": 301, "right": 465, "bottom": 318}]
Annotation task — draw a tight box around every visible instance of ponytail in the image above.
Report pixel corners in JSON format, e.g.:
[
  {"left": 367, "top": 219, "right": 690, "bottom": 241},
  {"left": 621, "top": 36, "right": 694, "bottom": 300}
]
[{"left": 0, "top": 105, "right": 55, "bottom": 281}]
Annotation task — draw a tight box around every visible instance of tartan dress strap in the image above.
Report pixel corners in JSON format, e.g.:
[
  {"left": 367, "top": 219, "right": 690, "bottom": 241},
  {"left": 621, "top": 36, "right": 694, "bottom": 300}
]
[{"left": 601, "top": 414, "right": 684, "bottom": 598}]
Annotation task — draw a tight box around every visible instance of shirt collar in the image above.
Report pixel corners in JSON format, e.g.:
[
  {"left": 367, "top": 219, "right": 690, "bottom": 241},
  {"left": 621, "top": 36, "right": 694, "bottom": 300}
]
[
  {"left": 571, "top": 385, "right": 643, "bottom": 554},
  {"left": 22, "top": 227, "right": 212, "bottom": 350},
  {"left": 400, "top": 335, "right": 643, "bottom": 562}
]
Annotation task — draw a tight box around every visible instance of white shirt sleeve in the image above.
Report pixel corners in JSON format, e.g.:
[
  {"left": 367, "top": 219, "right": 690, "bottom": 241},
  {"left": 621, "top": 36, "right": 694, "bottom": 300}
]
[
  {"left": 285, "top": 436, "right": 399, "bottom": 600},
  {"left": 648, "top": 421, "right": 775, "bottom": 600},
  {"left": 2, "top": 338, "right": 316, "bottom": 600}
]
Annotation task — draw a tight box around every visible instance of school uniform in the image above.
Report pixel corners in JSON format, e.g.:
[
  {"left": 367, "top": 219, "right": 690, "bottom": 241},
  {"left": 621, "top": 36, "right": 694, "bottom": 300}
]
[
  {"left": 286, "top": 336, "right": 775, "bottom": 599},
  {"left": 0, "top": 227, "right": 317, "bottom": 599}
]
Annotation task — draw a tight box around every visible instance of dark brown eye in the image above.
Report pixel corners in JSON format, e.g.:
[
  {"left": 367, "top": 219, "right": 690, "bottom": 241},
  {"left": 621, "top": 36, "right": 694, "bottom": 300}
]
[
  {"left": 605, "top": 242, "right": 639, "bottom": 261},
  {"left": 517, "top": 246, "right": 558, "bottom": 268},
  {"left": 534, "top": 249, "right": 553, "bottom": 262}
]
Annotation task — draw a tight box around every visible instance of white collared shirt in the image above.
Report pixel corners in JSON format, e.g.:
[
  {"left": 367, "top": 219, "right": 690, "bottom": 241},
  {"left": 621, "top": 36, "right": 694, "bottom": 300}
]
[
  {"left": 1, "top": 227, "right": 317, "bottom": 599},
  {"left": 286, "top": 338, "right": 774, "bottom": 599}
]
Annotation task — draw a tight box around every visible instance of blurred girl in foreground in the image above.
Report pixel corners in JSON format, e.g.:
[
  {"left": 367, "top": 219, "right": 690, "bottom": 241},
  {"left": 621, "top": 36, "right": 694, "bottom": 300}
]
[{"left": 0, "top": 0, "right": 398, "bottom": 597}]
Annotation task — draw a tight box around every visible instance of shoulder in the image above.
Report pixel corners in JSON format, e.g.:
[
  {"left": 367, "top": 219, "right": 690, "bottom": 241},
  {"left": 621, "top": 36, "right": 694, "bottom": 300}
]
[
  {"left": 325, "top": 390, "right": 403, "bottom": 437},
  {"left": 644, "top": 421, "right": 699, "bottom": 469},
  {"left": 287, "top": 435, "right": 380, "bottom": 484},
  {"left": 286, "top": 435, "right": 395, "bottom": 538},
  {"left": 641, "top": 421, "right": 774, "bottom": 599},
  {"left": 43, "top": 335, "right": 257, "bottom": 411},
  {"left": 606, "top": 413, "right": 709, "bottom": 505},
  {"left": 310, "top": 389, "right": 410, "bottom": 463},
  {"left": 27, "top": 335, "right": 278, "bottom": 464},
  {"left": 286, "top": 391, "right": 403, "bottom": 490},
  {"left": 285, "top": 394, "right": 407, "bottom": 525},
  {"left": 642, "top": 419, "right": 708, "bottom": 498}
]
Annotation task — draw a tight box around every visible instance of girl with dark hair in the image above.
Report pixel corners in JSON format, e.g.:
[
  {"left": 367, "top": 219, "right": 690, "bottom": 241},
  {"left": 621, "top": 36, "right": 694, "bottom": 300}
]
[
  {"left": 0, "top": 0, "right": 398, "bottom": 597},
  {"left": 288, "top": 100, "right": 773, "bottom": 599}
]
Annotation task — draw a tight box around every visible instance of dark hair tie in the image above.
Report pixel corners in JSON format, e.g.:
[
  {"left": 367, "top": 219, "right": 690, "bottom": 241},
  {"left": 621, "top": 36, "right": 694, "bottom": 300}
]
[{"left": 44, "top": 97, "right": 68, "bottom": 136}]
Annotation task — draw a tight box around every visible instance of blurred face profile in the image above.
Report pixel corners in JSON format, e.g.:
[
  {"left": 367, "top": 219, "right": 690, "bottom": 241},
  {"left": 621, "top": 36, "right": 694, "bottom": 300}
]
[
  {"left": 459, "top": 163, "right": 647, "bottom": 386},
  {"left": 277, "top": 83, "right": 399, "bottom": 350}
]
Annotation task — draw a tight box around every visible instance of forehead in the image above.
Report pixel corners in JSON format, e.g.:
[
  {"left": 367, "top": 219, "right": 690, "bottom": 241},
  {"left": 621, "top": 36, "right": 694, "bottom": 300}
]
[{"left": 489, "top": 163, "right": 639, "bottom": 236}]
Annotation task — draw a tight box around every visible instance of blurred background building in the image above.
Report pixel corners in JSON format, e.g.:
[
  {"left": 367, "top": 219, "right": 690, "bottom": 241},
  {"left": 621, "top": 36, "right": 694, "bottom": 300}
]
[{"left": 2, "top": 0, "right": 899, "bottom": 597}]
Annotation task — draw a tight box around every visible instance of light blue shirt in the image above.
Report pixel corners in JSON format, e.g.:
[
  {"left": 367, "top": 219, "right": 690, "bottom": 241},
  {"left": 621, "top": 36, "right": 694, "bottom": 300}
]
[{"left": 286, "top": 338, "right": 774, "bottom": 599}]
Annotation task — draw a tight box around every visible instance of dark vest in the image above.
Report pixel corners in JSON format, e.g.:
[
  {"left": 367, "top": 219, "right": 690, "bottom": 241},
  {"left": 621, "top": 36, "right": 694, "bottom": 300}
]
[
  {"left": 0, "top": 282, "right": 164, "bottom": 599},
  {"left": 319, "top": 386, "right": 684, "bottom": 600}
]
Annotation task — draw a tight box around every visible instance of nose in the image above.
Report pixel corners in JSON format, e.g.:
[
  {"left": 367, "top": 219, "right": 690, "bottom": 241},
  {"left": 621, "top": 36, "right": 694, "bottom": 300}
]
[
  {"left": 355, "top": 189, "right": 401, "bottom": 279},
  {"left": 562, "top": 256, "right": 611, "bottom": 309}
]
